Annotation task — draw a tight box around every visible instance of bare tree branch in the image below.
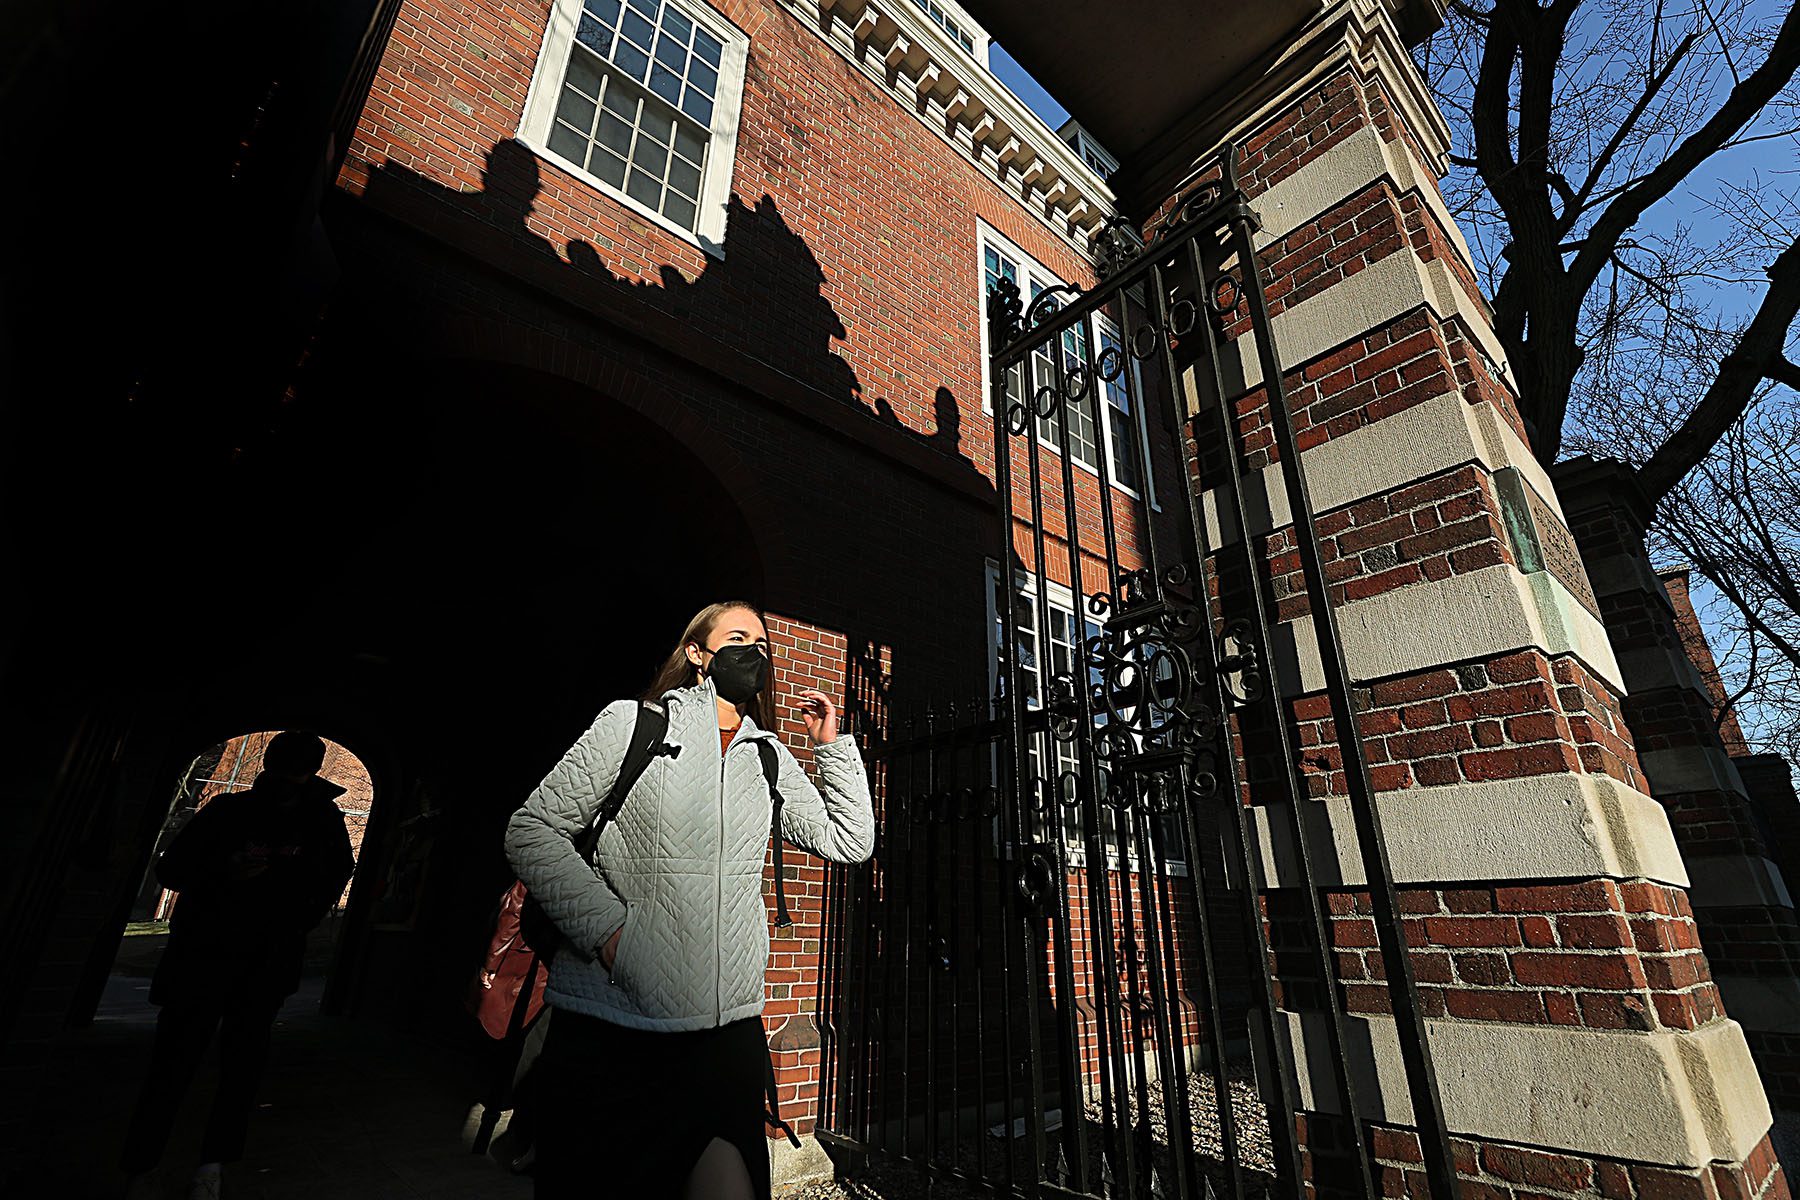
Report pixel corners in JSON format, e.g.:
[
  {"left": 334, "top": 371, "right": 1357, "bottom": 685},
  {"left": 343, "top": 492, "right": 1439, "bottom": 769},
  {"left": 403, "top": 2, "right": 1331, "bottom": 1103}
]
[
  {"left": 1568, "top": 6, "right": 1800, "bottom": 300},
  {"left": 1564, "top": 29, "right": 1702, "bottom": 226},
  {"left": 1638, "top": 235, "right": 1800, "bottom": 502}
]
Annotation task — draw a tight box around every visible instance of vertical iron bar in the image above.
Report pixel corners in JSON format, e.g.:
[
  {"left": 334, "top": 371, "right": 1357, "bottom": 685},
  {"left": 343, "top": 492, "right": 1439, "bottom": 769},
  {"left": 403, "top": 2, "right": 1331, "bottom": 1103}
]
[
  {"left": 926, "top": 712, "right": 942, "bottom": 1174},
  {"left": 988, "top": 363, "right": 1030, "bottom": 1197},
  {"left": 1142, "top": 250, "right": 1278, "bottom": 1200},
  {"left": 1180, "top": 216, "right": 1368, "bottom": 1199},
  {"left": 1226, "top": 197, "right": 1458, "bottom": 1200},
  {"left": 856, "top": 744, "right": 882, "bottom": 1150},
  {"left": 1123, "top": 775, "right": 1193, "bottom": 1200},
  {"left": 1108, "top": 786, "right": 1157, "bottom": 1199},
  {"left": 1042, "top": 317, "right": 1119, "bottom": 1193},
  {"left": 819, "top": 852, "right": 841, "bottom": 1133},
  {"left": 1147, "top": 803, "right": 1211, "bottom": 1200},
  {"left": 1140, "top": 256, "right": 1239, "bottom": 1200},
  {"left": 900, "top": 744, "right": 919, "bottom": 1160},
  {"left": 1071, "top": 300, "right": 1146, "bottom": 1200},
  {"left": 971, "top": 727, "right": 991, "bottom": 1187},
  {"left": 867, "top": 723, "right": 900, "bottom": 1151},
  {"left": 875, "top": 721, "right": 908, "bottom": 1156},
  {"left": 1017, "top": 348, "right": 1060, "bottom": 1193},
  {"left": 948, "top": 740, "right": 965, "bottom": 1181}
]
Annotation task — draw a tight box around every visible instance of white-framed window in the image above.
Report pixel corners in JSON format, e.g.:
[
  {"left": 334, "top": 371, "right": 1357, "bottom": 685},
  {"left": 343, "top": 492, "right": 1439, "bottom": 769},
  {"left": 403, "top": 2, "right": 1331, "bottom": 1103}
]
[
  {"left": 1094, "top": 314, "right": 1148, "bottom": 495},
  {"left": 1056, "top": 121, "right": 1119, "bottom": 178},
  {"left": 984, "top": 563, "right": 1186, "bottom": 872},
  {"left": 519, "top": 0, "right": 749, "bottom": 256},
  {"left": 978, "top": 222, "right": 1158, "bottom": 508},
  {"left": 911, "top": 0, "right": 975, "bottom": 54}
]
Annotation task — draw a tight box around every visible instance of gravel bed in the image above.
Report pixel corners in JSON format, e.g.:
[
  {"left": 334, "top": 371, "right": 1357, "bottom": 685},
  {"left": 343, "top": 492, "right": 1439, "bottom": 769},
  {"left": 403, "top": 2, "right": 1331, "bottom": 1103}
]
[{"left": 786, "top": 1067, "right": 1277, "bottom": 1199}]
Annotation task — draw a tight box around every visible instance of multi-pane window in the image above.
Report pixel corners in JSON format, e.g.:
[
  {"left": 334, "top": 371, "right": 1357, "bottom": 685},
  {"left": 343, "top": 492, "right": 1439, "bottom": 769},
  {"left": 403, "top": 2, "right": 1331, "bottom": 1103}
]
[
  {"left": 1025, "top": 283, "right": 1101, "bottom": 469},
  {"left": 1058, "top": 123, "right": 1120, "bottom": 179},
  {"left": 911, "top": 0, "right": 976, "bottom": 53},
  {"left": 1096, "top": 319, "right": 1142, "bottom": 492},
  {"left": 983, "top": 234, "right": 1151, "bottom": 497},
  {"left": 547, "top": 0, "right": 720, "bottom": 231},
  {"left": 991, "top": 573, "right": 1088, "bottom": 797},
  {"left": 988, "top": 569, "right": 1183, "bottom": 868},
  {"left": 522, "top": 0, "right": 745, "bottom": 249}
]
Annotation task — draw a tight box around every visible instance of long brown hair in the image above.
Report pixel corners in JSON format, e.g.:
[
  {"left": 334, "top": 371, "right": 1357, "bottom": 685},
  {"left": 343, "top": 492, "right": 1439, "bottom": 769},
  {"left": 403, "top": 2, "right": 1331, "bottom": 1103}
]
[{"left": 641, "top": 601, "right": 775, "bottom": 729}]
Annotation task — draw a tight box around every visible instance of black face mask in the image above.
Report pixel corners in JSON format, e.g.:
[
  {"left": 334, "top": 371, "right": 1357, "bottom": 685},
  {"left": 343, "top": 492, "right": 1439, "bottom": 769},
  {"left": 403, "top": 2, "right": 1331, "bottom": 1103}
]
[{"left": 707, "top": 644, "right": 769, "bottom": 705}]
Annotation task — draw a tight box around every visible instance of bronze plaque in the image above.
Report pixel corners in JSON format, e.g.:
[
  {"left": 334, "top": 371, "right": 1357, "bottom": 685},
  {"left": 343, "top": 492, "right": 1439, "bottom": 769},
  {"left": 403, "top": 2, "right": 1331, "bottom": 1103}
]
[{"left": 1495, "top": 467, "right": 1602, "bottom": 618}]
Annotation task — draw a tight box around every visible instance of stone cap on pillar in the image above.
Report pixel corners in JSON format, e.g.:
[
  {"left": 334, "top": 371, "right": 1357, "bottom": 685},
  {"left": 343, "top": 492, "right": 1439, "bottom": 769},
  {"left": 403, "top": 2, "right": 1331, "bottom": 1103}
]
[
  {"left": 1550, "top": 454, "right": 1657, "bottom": 534},
  {"left": 1736, "top": 752, "right": 1798, "bottom": 797}
]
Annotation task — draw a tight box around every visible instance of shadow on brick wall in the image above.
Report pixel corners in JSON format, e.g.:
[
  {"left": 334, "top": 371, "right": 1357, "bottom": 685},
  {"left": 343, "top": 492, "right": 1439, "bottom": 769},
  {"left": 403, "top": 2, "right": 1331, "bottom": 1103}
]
[{"left": 357, "top": 138, "right": 971, "bottom": 464}]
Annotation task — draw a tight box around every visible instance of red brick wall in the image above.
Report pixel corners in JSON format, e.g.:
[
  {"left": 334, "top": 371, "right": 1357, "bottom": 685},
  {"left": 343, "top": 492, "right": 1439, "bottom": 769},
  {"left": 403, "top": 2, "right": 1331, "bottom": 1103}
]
[
  {"left": 1136, "top": 43, "right": 1787, "bottom": 1196},
  {"left": 319, "top": 0, "right": 1787, "bottom": 1175},
  {"left": 1661, "top": 569, "right": 1750, "bottom": 756}
]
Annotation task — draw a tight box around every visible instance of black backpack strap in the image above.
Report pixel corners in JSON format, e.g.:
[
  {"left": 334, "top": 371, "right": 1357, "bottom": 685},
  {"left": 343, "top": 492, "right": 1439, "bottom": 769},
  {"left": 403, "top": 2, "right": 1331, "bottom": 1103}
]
[
  {"left": 755, "top": 739, "right": 799, "bottom": 1145},
  {"left": 764, "top": 1043, "right": 802, "bottom": 1149},
  {"left": 574, "top": 701, "right": 672, "bottom": 863},
  {"left": 755, "top": 741, "right": 792, "bottom": 929}
]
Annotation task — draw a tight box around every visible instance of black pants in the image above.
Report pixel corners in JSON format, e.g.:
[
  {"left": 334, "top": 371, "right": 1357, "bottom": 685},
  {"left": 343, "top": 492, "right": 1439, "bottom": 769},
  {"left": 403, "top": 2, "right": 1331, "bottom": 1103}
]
[
  {"left": 505, "top": 1006, "right": 553, "bottom": 1151},
  {"left": 120, "top": 991, "right": 284, "bottom": 1173},
  {"left": 534, "top": 1010, "right": 771, "bottom": 1199}
]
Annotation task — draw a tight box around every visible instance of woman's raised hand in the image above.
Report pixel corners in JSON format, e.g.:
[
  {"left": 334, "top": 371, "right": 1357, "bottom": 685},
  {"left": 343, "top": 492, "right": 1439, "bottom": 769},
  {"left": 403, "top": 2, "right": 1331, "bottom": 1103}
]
[{"left": 796, "top": 689, "right": 839, "bottom": 744}]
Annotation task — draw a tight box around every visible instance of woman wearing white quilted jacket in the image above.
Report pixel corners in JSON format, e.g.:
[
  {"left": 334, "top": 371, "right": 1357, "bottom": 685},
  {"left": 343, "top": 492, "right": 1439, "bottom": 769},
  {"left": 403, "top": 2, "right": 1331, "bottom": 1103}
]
[{"left": 504, "top": 601, "right": 875, "bottom": 1200}]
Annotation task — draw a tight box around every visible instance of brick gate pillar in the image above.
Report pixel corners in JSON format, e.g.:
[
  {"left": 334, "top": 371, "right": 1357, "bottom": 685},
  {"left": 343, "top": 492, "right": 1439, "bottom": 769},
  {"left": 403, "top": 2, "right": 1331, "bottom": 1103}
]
[
  {"left": 1114, "top": 0, "right": 1787, "bottom": 1193},
  {"left": 1737, "top": 756, "right": 1800, "bottom": 933},
  {"left": 1557, "top": 457, "right": 1800, "bottom": 1108}
]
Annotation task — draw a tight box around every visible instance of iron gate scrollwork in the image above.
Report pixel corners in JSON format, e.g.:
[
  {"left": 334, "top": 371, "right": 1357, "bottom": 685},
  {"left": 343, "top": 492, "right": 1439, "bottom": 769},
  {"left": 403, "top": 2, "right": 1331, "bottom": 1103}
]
[{"left": 817, "top": 149, "right": 1459, "bottom": 1200}]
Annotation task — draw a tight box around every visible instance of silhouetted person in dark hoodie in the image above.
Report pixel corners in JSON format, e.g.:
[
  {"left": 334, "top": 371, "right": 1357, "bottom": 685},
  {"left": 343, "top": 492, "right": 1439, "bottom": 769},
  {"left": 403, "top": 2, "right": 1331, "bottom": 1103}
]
[{"left": 120, "top": 731, "right": 355, "bottom": 1200}]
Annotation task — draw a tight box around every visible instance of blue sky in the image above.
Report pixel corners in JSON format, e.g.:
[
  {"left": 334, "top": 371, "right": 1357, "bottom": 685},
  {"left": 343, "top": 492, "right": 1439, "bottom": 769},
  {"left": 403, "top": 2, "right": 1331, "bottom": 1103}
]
[{"left": 988, "top": 43, "right": 1068, "bottom": 130}]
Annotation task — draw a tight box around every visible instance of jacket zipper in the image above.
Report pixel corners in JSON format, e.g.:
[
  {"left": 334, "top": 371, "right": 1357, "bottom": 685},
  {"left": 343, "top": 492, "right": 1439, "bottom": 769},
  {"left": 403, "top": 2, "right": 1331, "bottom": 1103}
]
[{"left": 716, "top": 734, "right": 729, "bottom": 1024}]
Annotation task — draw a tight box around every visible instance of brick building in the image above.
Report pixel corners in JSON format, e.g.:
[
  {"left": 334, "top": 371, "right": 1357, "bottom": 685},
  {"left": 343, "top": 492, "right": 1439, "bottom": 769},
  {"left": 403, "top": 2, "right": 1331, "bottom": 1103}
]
[{"left": 1, "top": 0, "right": 1794, "bottom": 1196}]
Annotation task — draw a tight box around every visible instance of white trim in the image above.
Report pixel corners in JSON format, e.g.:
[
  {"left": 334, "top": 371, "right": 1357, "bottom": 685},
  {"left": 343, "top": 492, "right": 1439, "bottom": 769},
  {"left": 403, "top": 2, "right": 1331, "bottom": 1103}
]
[
  {"left": 1091, "top": 308, "right": 1162, "bottom": 513},
  {"left": 977, "top": 219, "right": 1158, "bottom": 508},
  {"left": 784, "top": 0, "right": 1114, "bottom": 258},
  {"left": 899, "top": 0, "right": 989, "bottom": 67},
  {"left": 1266, "top": 1010, "right": 1772, "bottom": 1170},
  {"left": 1240, "top": 771, "right": 1688, "bottom": 890},
  {"left": 1263, "top": 561, "right": 1626, "bottom": 696},
  {"left": 517, "top": 0, "right": 749, "bottom": 258}
]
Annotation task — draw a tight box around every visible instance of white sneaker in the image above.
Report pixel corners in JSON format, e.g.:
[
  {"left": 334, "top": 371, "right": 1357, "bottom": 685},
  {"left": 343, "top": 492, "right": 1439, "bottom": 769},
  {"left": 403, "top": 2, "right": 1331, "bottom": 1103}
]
[{"left": 187, "top": 1162, "right": 222, "bottom": 1200}]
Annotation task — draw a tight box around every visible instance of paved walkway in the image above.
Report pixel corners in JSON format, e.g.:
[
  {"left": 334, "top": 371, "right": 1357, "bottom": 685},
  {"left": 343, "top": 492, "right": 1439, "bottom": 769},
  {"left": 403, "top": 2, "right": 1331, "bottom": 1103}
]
[
  {"left": 51, "top": 970, "right": 1800, "bottom": 1200},
  {"left": 41, "top": 973, "right": 535, "bottom": 1200}
]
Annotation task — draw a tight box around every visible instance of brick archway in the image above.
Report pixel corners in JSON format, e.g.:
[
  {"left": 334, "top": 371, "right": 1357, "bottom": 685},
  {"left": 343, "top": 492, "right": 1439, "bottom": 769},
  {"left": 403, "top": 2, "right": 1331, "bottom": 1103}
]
[{"left": 416, "top": 316, "right": 797, "bottom": 600}]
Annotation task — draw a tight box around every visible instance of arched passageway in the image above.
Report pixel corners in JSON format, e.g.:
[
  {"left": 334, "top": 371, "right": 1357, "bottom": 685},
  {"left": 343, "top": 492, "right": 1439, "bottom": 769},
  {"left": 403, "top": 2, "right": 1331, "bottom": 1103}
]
[
  {"left": 20, "top": 358, "right": 769, "bottom": 1194},
  {"left": 101, "top": 732, "right": 375, "bottom": 1018},
  {"left": 157, "top": 357, "right": 768, "bottom": 1027}
]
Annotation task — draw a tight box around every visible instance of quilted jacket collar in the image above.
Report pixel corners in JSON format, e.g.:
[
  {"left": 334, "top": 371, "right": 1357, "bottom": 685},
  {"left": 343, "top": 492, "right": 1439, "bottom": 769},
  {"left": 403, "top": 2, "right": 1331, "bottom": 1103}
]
[{"left": 664, "top": 677, "right": 779, "bottom": 744}]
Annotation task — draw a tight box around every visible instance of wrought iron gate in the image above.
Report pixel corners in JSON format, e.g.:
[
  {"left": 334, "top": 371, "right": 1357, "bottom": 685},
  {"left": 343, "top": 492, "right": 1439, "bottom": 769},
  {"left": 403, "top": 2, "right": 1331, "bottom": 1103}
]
[{"left": 817, "top": 150, "right": 1459, "bottom": 1200}]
